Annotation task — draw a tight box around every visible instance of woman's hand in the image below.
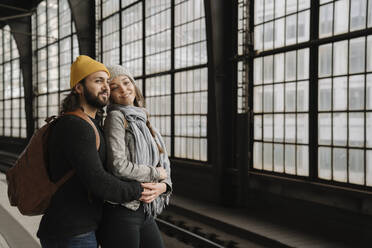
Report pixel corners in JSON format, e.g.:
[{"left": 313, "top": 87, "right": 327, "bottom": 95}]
[
  {"left": 156, "top": 167, "right": 167, "bottom": 180},
  {"left": 139, "top": 183, "right": 167, "bottom": 203}
]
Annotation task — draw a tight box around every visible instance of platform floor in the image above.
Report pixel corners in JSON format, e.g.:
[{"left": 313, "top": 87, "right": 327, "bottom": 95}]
[
  {"left": 0, "top": 173, "right": 193, "bottom": 248},
  {"left": 0, "top": 171, "right": 351, "bottom": 248},
  {"left": 0, "top": 173, "right": 41, "bottom": 248}
]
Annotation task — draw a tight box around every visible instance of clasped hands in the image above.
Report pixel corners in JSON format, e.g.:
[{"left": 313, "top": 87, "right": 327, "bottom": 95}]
[{"left": 139, "top": 182, "right": 167, "bottom": 203}]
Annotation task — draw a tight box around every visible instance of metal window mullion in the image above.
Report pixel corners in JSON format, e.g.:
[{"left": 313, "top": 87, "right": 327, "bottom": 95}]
[
  {"left": 345, "top": 0, "right": 352, "bottom": 185},
  {"left": 9, "top": 34, "right": 13, "bottom": 136},
  {"left": 245, "top": 0, "right": 254, "bottom": 167},
  {"left": 272, "top": 54, "right": 275, "bottom": 171},
  {"left": 331, "top": 42, "right": 334, "bottom": 181},
  {"left": 46, "top": 1, "right": 49, "bottom": 121},
  {"left": 142, "top": 0, "right": 146, "bottom": 97},
  {"left": 57, "top": 1, "right": 61, "bottom": 115},
  {"left": 295, "top": 50, "right": 298, "bottom": 176},
  {"left": 283, "top": 52, "right": 287, "bottom": 174},
  {"left": 19, "top": 59, "right": 21, "bottom": 137},
  {"left": 1, "top": 30, "right": 3, "bottom": 135},
  {"left": 364, "top": 34, "right": 368, "bottom": 186},
  {"left": 346, "top": 39, "right": 350, "bottom": 184},
  {"left": 309, "top": 0, "right": 319, "bottom": 180},
  {"left": 35, "top": 10, "right": 39, "bottom": 129},
  {"left": 171, "top": 0, "right": 175, "bottom": 158},
  {"left": 100, "top": 0, "right": 103, "bottom": 63},
  {"left": 119, "top": 0, "right": 123, "bottom": 64},
  {"left": 261, "top": 58, "right": 264, "bottom": 170},
  {"left": 284, "top": 0, "right": 287, "bottom": 47}
]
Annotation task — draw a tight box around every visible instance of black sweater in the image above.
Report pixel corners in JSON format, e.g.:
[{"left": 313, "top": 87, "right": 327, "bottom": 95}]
[{"left": 37, "top": 115, "right": 143, "bottom": 239}]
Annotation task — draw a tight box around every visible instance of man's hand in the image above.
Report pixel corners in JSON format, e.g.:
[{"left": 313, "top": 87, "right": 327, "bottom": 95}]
[{"left": 139, "top": 182, "right": 167, "bottom": 203}]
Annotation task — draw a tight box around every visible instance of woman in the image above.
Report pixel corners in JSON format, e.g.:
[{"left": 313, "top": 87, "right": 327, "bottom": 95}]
[{"left": 98, "top": 65, "right": 172, "bottom": 248}]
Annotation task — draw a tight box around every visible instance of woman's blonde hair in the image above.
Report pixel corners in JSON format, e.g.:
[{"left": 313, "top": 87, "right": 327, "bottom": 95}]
[{"left": 110, "top": 78, "right": 164, "bottom": 154}]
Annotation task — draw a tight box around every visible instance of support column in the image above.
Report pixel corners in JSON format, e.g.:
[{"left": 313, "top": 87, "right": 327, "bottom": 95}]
[
  {"left": 205, "top": 0, "right": 237, "bottom": 205},
  {"left": 69, "top": 0, "right": 95, "bottom": 57},
  {"left": 8, "top": 17, "right": 34, "bottom": 141}
]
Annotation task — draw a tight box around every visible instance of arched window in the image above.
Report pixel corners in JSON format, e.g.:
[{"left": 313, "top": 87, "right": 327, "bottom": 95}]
[
  {"left": 32, "top": 0, "right": 79, "bottom": 129},
  {"left": 97, "top": 0, "right": 208, "bottom": 162},
  {"left": 0, "top": 25, "right": 26, "bottom": 138}
]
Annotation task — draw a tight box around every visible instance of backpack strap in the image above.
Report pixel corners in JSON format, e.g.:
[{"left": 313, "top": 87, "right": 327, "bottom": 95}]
[
  {"left": 64, "top": 109, "right": 100, "bottom": 150},
  {"left": 55, "top": 169, "right": 75, "bottom": 188},
  {"left": 53, "top": 110, "right": 101, "bottom": 185}
]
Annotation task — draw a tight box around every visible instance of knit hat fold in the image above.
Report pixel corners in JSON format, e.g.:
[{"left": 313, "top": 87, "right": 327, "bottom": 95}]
[
  {"left": 70, "top": 55, "right": 110, "bottom": 88},
  {"left": 106, "top": 65, "right": 136, "bottom": 84}
]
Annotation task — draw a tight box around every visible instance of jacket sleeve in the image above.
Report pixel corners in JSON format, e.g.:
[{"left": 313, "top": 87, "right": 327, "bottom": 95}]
[
  {"left": 104, "top": 111, "right": 161, "bottom": 183},
  {"left": 63, "top": 116, "right": 143, "bottom": 203}
]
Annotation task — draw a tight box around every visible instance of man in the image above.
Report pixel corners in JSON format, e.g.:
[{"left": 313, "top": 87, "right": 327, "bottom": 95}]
[{"left": 37, "top": 55, "right": 143, "bottom": 247}]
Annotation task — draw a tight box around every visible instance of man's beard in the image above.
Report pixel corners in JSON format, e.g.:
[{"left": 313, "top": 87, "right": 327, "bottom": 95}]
[{"left": 82, "top": 84, "right": 108, "bottom": 109}]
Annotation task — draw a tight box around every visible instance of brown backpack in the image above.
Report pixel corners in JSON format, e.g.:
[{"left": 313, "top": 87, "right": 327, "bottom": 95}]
[{"left": 6, "top": 109, "right": 100, "bottom": 216}]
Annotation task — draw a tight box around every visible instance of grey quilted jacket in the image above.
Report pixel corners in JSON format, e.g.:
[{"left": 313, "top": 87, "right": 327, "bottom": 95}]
[{"left": 103, "top": 110, "right": 172, "bottom": 210}]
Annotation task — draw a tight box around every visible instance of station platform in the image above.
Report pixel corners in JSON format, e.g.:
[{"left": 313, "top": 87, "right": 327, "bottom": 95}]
[
  {"left": 0, "top": 170, "right": 360, "bottom": 248},
  {"left": 0, "top": 173, "right": 41, "bottom": 248},
  {"left": 0, "top": 172, "right": 194, "bottom": 248}
]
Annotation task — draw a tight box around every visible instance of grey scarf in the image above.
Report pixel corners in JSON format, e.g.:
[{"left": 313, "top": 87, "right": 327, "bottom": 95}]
[{"left": 108, "top": 104, "right": 170, "bottom": 217}]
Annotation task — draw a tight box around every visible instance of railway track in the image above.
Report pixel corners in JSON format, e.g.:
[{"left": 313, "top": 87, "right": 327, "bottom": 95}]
[
  {"left": 156, "top": 209, "right": 264, "bottom": 248},
  {"left": 157, "top": 217, "right": 230, "bottom": 248}
]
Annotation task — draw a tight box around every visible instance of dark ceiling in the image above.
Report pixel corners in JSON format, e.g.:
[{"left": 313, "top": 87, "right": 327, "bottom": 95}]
[{"left": 0, "top": 0, "right": 42, "bottom": 28}]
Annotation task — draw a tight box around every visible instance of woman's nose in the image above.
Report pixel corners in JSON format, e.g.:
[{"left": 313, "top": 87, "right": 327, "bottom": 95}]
[{"left": 119, "top": 84, "right": 127, "bottom": 93}]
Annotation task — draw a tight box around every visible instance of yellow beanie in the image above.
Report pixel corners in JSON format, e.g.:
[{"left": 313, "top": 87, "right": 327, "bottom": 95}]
[{"left": 70, "top": 55, "right": 110, "bottom": 88}]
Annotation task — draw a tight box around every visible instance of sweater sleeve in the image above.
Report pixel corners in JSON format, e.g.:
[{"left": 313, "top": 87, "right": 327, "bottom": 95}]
[
  {"left": 104, "top": 111, "right": 161, "bottom": 182},
  {"left": 62, "top": 116, "right": 143, "bottom": 203}
]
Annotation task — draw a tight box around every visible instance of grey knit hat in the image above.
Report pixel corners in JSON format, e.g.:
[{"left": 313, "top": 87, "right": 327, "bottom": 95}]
[{"left": 106, "top": 65, "right": 136, "bottom": 84}]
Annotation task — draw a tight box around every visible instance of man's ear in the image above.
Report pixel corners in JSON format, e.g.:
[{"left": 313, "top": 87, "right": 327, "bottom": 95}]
[{"left": 74, "top": 83, "right": 83, "bottom": 95}]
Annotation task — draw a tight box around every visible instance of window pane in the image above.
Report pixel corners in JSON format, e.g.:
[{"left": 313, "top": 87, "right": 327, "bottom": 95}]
[
  {"left": 274, "top": 144, "right": 284, "bottom": 172},
  {"left": 333, "top": 40, "right": 348, "bottom": 76},
  {"left": 285, "top": 145, "right": 296, "bottom": 174},
  {"left": 333, "top": 77, "right": 348, "bottom": 111},
  {"left": 318, "top": 78, "right": 331, "bottom": 111},
  {"left": 319, "top": 44, "right": 332, "bottom": 77},
  {"left": 318, "top": 147, "right": 332, "bottom": 180},
  {"left": 333, "top": 113, "right": 347, "bottom": 146},
  {"left": 350, "top": 0, "right": 367, "bottom": 31},
  {"left": 349, "top": 112, "right": 364, "bottom": 147},
  {"left": 297, "top": 145, "right": 309, "bottom": 176},
  {"left": 319, "top": 113, "right": 332, "bottom": 145},
  {"left": 263, "top": 143, "right": 273, "bottom": 170},
  {"left": 367, "top": 150, "right": 372, "bottom": 186},
  {"left": 349, "top": 149, "right": 364, "bottom": 185},
  {"left": 254, "top": 142, "right": 263, "bottom": 169},
  {"left": 349, "top": 37, "right": 365, "bottom": 74},
  {"left": 319, "top": 4, "right": 333, "bottom": 38},
  {"left": 367, "top": 113, "right": 372, "bottom": 148},
  {"left": 349, "top": 75, "right": 365, "bottom": 110},
  {"left": 334, "top": 0, "right": 349, "bottom": 35},
  {"left": 333, "top": 148, "right": 347, "bottom": 182}
]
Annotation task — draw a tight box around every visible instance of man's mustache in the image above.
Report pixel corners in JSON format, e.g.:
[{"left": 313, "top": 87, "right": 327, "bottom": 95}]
[{"left": 99, "top": 90, "right": 109, "bottom": 95}]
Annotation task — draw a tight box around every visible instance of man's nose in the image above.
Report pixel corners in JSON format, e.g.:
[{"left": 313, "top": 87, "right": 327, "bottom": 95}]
[{"left": 102, "top": 81, "right": 110, "bottom": 93}]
